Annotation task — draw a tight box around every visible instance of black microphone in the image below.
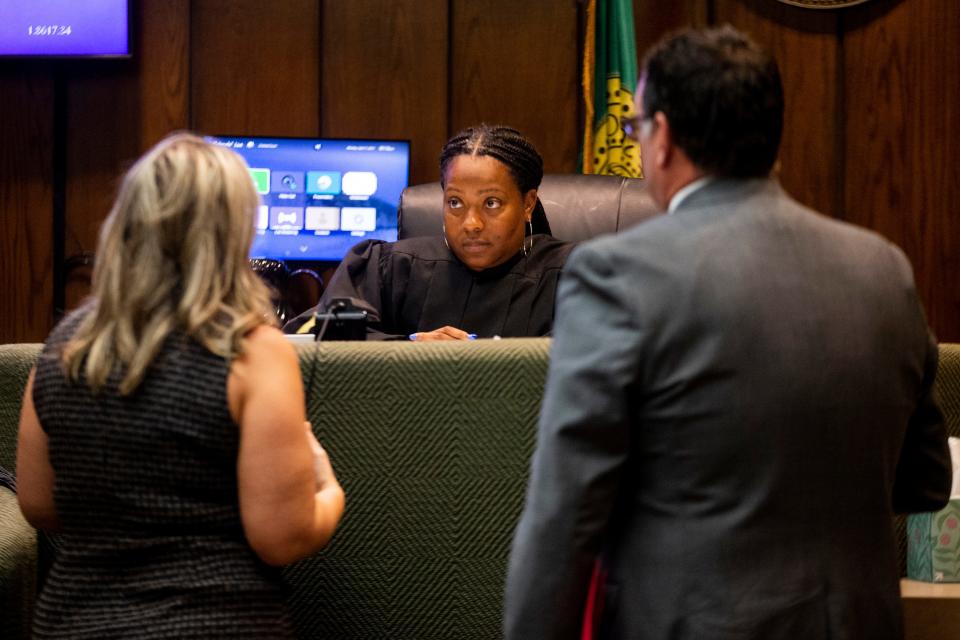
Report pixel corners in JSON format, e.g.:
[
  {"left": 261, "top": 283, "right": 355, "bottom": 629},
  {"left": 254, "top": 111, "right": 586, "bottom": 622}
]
[{"left": 313, "top": 297, "right": 368, "bottom": 341}]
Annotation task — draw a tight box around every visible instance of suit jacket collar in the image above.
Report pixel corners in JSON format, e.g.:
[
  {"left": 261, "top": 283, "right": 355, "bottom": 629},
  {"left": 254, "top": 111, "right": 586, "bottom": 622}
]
[{"left": 672, "top": 176, "right": 783, "bottom": 214}]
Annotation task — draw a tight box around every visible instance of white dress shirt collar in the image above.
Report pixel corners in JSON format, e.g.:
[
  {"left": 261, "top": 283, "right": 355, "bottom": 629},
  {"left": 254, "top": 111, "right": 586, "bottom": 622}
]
[{"left": 667, "top": 176, "right": 714, "bottom": 215}]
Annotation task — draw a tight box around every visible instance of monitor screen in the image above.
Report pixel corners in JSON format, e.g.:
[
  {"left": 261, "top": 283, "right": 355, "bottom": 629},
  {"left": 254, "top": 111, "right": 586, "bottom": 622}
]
[
  {"left": 0, "top": 0, "right": 130, "bottom": 58},
  {"left": 206, "top": 135, "right": 411, "bottom": 263}
]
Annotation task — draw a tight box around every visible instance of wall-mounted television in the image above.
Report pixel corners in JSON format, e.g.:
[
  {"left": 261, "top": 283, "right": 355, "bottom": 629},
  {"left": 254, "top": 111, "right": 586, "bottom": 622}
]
[
  {"left": 206, "top": 135, "right": 411, "bottom": 263},
  {"left": 0, "top": 0, "right": 130, "bottom": 58}
]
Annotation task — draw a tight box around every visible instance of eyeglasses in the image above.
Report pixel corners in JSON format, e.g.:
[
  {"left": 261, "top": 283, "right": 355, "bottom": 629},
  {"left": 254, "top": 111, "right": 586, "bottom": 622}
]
[{"left": 622, "top": 115, "right": 653, "bottom": 142}]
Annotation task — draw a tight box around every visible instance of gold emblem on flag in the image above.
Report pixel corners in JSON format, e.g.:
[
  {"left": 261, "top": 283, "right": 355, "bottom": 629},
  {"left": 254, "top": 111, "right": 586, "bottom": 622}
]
[{"left": 590, "top": 77, "right": 642, "bottom": 178}]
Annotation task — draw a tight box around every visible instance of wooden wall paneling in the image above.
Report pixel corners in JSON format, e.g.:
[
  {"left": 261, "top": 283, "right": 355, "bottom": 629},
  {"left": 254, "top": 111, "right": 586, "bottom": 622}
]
[
  {"left": 191, "top": 0, "right": 321, "bottom": 136},
  {"left": 320, "top": 0, "right": 449, "bottom": 187},
  {"left": 714, "top": 0, "right": 841, "bottom": 219},
  {"left": 842, "top": 0, "right": 960, "bottom": 341},
  {"left": 63, "top": 0, "right": 190, "bottom": 311},
  {"left": 61, "top": 65, "right": 111, "bottom": 314},
  {"left": 451, "top": 0, "right": 580, "bottom": 174},
  {"left": 64, "top": 65, "right": 139, "bottom": 283},
  {"left": 135, "top": 0, "right": 192, "bottom": 149},
  {"left": 633, "top": 0, "right": 709, "bottom": 59},
  {"left": 0, "top": 72, "right": 55, "bottom": 342}
]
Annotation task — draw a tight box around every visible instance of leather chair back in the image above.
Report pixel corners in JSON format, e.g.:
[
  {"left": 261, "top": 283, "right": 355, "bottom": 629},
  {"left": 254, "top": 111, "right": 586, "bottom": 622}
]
[{"left": 398, "top": 174, "right": 660, "bottom": 242}]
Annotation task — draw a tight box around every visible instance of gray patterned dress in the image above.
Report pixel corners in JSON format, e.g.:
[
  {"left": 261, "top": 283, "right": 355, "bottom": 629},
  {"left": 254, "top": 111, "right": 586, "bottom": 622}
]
[{"left": 30, "top": 308, "right": 295, "bottom": 639}]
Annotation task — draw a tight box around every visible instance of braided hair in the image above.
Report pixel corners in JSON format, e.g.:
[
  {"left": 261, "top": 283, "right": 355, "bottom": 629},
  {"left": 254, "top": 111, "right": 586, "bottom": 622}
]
[{"left": 439, "top": 125, "right": 551, "bottom": 234}]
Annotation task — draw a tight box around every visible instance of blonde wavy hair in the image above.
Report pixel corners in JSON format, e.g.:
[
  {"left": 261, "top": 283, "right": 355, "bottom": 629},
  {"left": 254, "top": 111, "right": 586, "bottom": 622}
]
[{"left": 63, "top": 132, "right": 276, "bottom": 394}]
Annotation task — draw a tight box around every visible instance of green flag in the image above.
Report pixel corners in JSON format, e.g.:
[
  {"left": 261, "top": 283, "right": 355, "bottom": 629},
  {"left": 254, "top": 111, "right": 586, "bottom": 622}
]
[{"left": 582, "top": 0, "right": 641, "bottom": 177}]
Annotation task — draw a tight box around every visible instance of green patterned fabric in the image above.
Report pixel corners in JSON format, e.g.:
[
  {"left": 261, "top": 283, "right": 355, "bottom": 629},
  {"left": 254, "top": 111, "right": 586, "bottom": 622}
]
[
  {"left": 2, "top": 341, "right": 958, "bottom": 637},
  {"left": 0, "top": 487, "right": 37, "bottom": 640},
  {"left": 0, "top": 345, "right": 42, "bottom": 640},
  {"left": 938, "top": 344, "right": 960, "bottom": 440},
  {"left": 0, "top": 344, "right": 41, "bottom": 473},
  {"left": 285, "top": 339, "right": 550, "bottom": 640}
]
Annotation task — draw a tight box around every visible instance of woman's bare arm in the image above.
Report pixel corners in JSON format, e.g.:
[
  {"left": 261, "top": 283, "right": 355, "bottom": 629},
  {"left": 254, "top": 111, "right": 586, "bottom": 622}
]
[
  {"left": 16, "top": 370, "right": 61, "bottom": 531},
  {"left": 229, "top": 326, "right": 344, "bottom": 566}
]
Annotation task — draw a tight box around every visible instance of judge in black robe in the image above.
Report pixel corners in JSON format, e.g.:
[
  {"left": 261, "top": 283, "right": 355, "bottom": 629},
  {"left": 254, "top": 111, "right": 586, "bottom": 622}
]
[
  {"left": 283, "top": 233, "right": 573, "bottom": 340},
  {"left": 284, "top": 124, "right": 575, "bottom": 340}
]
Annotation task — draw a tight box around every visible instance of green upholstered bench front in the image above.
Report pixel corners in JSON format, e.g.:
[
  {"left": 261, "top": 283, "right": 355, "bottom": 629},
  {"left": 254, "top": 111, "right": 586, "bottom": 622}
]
[
  {"left": 0, "top": 340, "right": 550, "bottom": 640},
  {"left": 2, "top": 341, "right": 959, "bottom": 640},
  {"left": 0, "top": 486, "right": 36, "bottom": 640},
  {"left": 0, "top": 343, "right": 41, "bottom": 640},
  {"left": 939, "top": 343, "right": 960, "bottom": 438},
  {"left": 285, "top": 339, "right": 550, "bottom": 639},
  {"left": 0, "top": 343, "right": 39, "bottom": 474}
]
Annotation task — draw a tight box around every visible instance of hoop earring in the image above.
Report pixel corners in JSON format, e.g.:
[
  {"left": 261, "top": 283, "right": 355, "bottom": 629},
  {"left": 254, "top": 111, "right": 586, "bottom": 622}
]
[
  {"left": 442, "top": 222, "right": 450, "bottom": 249},
  {"left": 522, "top": 219, "right": 533, "bottom": 256}
]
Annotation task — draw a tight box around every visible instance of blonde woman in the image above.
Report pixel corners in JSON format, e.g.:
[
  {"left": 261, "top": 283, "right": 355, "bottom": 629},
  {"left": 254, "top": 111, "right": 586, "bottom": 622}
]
[{"left": 16, "top": 133, "right": 344, "bottom": 638}]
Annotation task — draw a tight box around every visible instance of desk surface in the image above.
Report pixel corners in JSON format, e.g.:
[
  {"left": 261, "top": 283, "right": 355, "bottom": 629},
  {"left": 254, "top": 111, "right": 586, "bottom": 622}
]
[{"left": 901, "top": 578, "right": 960, "bottom": 599}]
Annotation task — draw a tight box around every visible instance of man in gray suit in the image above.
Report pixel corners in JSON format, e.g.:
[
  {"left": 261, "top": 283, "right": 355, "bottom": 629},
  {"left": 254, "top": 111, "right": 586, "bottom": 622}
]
[{"left": 504, "top": 26, "right": 951, "bottom": 640}]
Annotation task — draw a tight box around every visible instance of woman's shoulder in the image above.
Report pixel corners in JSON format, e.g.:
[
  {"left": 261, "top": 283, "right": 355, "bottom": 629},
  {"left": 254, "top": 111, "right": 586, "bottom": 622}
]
[
  {"left": 42, "top": 300, "right": 95, "bottom": 354},
  {"left": 228, "top": 324, "right": 301, "bottom": 424},
  {"left": 388, "top": 236, "right": 450, "bottom": 261},
  {"left": 231, "top": 325, "right": 297, "bottom": 389},
  {"left": 241, "top": 324, "right": 296, "bottom": 364},
  {"left": 529, "top": 234, "right": 576, "bottom": 267},
  {"left": 341, "top": 236, "right": 448, "bottom": 268},
  {"left": 33, "top": 302, "right": 97, "bottom": 396}
]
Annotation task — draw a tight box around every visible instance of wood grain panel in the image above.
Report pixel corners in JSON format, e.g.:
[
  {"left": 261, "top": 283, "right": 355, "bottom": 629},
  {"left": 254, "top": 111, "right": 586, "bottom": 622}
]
[
  {"left": 64, "top": 0, "right": 190, "bottom": 311},
  {"left": 843, "top": 0, "right": 960, "bottom": 341},
  {"left": 634, "top": 0, "right": 708, "bottom": 59},
  {"left": 321, "top": 0, "right": 448, "bottom": 186},
  {"left": 714, "top": 0, "right": 841, "bottom": 219},
  {"left": 65, "top": 63, "right": 139, "bottom": 266},
  {"left": 451, "top": 0, "right": 580, "bottom": 173},
  {"left": 191, "top": 0, "right": 320, "bottom": 136},
  {"left": 136, "top": 0, "right": 192, "bottom": 148},
  {"left": 0, "top": 71, "right": 54, "bottom": 342}
]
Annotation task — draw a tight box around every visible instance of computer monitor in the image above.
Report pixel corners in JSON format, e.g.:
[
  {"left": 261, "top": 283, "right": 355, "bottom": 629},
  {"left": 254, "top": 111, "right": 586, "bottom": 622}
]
[
  {"left": 206, "top": 135, "right": 411, "bottom": 263},
  {"left": 0, "top": 0, "right": 131, "bottom": 58}
]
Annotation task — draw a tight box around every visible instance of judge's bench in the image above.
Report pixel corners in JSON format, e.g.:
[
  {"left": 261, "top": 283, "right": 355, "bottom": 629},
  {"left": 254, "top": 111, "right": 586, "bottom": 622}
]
[{"left": 1, "top": 340, "right": 959, "bottom": 639}]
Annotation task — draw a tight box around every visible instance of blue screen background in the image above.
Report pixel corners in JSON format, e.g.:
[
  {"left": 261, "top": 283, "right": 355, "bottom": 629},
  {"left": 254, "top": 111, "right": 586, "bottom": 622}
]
[{"left": 0, "top": 0, "right": 128, "bottom": 56}]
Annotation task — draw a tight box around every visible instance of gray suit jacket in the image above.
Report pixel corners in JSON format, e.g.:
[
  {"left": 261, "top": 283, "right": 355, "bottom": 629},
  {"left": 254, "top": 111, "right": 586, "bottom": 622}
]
[{"left": 504, "top": 178, "right": 951, "bottom": 640}]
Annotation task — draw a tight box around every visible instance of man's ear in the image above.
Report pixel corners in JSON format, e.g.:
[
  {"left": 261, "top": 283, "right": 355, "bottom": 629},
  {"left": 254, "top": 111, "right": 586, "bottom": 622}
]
[{"left": 653, "top": 111, "right": 672, "bottom": 169}]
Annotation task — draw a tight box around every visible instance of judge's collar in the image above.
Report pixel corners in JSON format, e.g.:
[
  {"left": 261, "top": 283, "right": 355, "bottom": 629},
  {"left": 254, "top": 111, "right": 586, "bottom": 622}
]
[{"left": 454, "top": 240, "right": 529, "bottom": 281}]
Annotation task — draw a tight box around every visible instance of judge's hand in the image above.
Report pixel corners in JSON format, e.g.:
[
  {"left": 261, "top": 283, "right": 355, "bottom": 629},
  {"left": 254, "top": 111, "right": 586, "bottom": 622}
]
[{"left": 410, "top": 326, "right": 474, "bottom": 341}]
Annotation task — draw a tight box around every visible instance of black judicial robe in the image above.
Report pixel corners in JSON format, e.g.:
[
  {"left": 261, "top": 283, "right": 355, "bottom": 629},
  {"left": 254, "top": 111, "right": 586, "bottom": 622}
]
[{"left": 283, "top": 234, "right": 574, "bottom": 340}]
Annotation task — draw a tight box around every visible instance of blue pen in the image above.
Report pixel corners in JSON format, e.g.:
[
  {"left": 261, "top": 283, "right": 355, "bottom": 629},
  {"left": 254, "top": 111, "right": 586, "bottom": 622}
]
[
  {"left": 467, "top": 334, "right": 477, "bottom": 340},
  {"left": 408, "top": 333, "right": 417, "bottom": 341}
]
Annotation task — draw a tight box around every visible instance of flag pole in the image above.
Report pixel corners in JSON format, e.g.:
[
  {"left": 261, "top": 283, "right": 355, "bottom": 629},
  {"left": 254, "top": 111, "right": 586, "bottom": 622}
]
[{"left": 581, "top": 0, "right": 597, "bottom": 174}]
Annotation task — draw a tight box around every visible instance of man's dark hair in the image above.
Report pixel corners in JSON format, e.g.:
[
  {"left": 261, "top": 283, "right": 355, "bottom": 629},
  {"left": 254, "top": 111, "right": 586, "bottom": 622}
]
[
  {"left": 641, "top": 25, "right": 783, "bottom": 178},
  {"left": 439, "top": 124, "right": 543, "bottom": 193}
]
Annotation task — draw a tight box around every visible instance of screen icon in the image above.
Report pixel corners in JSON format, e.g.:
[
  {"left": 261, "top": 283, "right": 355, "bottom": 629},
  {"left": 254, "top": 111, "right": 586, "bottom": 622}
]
[
  {"left": 342, "top": 171, "right": 378, "bottom": 197},
  {"left": 270, "top": 207, "right": 304, "bottom": 232},
  {"left": 340, "top": 207, "right": 377, "bottom": 232},
  {"left": 305, "top": 207, "right": 341, "bottom": 231},
  {"left": 306, "top": 171, "right": 342, "bottom": 195},
  {"left": 257, "top": 205, "right": 269, "bottom": 230},
  {"left": 270, "top": 171, "right": 305, "bottom": 194},
  {"left": 249, "top": 168, "right": 270, "bottom": 194}
]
